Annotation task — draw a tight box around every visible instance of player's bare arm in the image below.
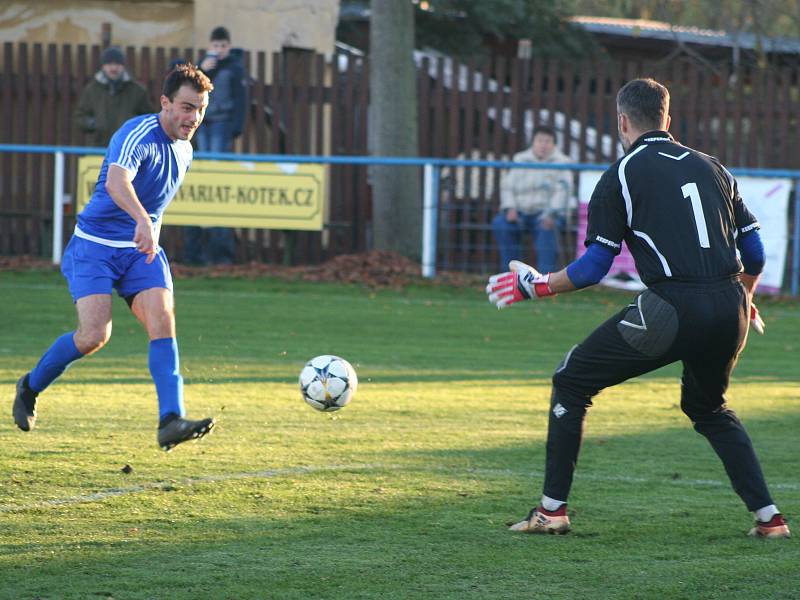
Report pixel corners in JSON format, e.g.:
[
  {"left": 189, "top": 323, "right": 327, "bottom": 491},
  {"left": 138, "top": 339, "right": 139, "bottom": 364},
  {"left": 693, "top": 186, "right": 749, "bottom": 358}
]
[
  {"left": 740, "top": 272, "right": 760, "bottom": 297},
  {"left": 542, "top": 267, "right": 577, "bottom": 294},
  {"left": 740, "top": 272, "right": 765, "bottom": 334},
  {"left": 105, "top": 164, "right": 157, "bottom": 263}
]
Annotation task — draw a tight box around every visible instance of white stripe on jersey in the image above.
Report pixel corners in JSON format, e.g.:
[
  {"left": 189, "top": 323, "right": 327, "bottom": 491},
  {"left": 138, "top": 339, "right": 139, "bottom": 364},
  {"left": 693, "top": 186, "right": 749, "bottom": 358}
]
[
  {"left": 118, "top": 115, "right": 158, "bottom": 166},
  {"left": 695, "top": 148, "right": 736, "bottom": 201},
  {"left": 657, "top": 151, "right": 689, "bottom": 161},
  {"left": 73, "top": 222, "right": 162, "bottom": 249},
  {"left": 74, "top": 225, "right": 136, "bottom": 248},
  {"left": 720, "top": 164, "right": 736, "bottom": 200},
  {"left": 617, "top": 144, "right": 648, "bottom": 227},
  {"left": 632, "top": 229, "right": 672, "bottom": 277},
  {"left": 117, "top": 115, "right": 159, "bottom": 170}
]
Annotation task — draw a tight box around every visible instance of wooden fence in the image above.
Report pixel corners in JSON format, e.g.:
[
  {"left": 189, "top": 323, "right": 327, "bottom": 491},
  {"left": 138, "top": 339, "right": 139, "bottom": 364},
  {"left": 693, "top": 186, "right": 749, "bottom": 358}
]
[
  {"left": 0, "top": 42, "right": 370, "bottom": 262},
  {"left": 1, "top": 42, "right": 799, "bottom": 269},
  {"left": 416, "top": 55, "right": 800, "bottom": 271}
]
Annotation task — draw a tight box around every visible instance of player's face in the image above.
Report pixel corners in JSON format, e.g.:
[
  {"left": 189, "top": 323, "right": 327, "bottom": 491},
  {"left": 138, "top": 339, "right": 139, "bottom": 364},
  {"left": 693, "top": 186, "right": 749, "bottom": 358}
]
[
  {"left": 531, "top": 133, "right": 556, "bottom": 160},
  {"left": 160, "top": 84, "right": 209, "bottom": 141}
]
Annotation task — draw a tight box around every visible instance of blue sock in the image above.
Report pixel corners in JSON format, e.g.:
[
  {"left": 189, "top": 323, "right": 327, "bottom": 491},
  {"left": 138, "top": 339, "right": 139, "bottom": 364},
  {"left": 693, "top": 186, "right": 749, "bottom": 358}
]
[
  {"left": 28, "top": 332, "right": 84, "bottom": 393},
  {"left": 148, "top": 337, "right": 185, "bottom": 421}
]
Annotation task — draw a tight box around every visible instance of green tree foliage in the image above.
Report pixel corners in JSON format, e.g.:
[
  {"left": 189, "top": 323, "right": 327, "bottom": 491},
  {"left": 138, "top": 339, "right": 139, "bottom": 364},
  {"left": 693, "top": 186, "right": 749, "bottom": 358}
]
[
  {"left": 414, "top": 0, "right": 597, "bottom": 59},
  {"left": 562, "top": 0, "right": 800, "bottom": 67},
  {"left": 564, "top": 0, "right": 800, "bottom": 39},
  {"left": 342, "top": 0, "right": 800, "bottom": 60}
]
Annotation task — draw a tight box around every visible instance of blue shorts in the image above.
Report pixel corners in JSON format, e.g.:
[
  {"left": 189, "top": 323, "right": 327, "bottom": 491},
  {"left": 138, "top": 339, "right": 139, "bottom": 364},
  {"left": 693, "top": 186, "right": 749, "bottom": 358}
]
[{"left": 61, "top": 236, "right": 173, "bottom": 302}]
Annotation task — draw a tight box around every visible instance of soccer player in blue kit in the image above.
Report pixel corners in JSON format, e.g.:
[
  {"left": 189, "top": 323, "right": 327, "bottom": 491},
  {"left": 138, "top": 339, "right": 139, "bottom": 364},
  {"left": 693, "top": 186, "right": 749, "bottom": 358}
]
[{"left": 13, "top": 63, "right": 216, "bottom": 452}]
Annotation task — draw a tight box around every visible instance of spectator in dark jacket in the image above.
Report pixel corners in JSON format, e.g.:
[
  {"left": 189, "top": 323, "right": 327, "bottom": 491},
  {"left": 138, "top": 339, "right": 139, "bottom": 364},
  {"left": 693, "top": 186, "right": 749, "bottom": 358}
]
[
  {"left": 74, "top": 46, "right": 153, "bottom": 147},
  {"left": 197, "top": 27, "right": 247, "bottom": 152},
  {"left": 184, "top": 26, "right": 247, "bottom": 265}
]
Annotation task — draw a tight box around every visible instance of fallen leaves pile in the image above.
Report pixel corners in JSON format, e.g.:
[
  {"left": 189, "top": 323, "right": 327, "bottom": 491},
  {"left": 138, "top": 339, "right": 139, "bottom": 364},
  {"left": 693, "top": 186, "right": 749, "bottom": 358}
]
[{"left": 1, "top": 251, "right": 484, "bottom": 290}]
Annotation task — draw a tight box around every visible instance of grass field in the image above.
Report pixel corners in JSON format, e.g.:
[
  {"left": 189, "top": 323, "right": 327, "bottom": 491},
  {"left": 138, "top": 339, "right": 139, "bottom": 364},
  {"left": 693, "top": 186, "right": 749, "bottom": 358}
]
[{"left": 1, "top": 270, "right": 798, "bottom": 600}]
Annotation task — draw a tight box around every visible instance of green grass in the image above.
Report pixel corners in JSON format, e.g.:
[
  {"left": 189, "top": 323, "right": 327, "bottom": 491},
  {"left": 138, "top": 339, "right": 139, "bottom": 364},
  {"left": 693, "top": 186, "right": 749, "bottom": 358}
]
[{"left": 0, "top": 270, "right": 799, "bottom": 600}]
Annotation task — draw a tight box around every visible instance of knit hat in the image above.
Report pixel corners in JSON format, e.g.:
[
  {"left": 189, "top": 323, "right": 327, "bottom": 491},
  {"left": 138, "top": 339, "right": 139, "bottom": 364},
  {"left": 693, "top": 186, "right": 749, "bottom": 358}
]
[
  {"left": 101, "top": 46, "right": 126, "bottom": 66},
  {"left": 210, "top": 26, "right": 231, "bottom": 41}
]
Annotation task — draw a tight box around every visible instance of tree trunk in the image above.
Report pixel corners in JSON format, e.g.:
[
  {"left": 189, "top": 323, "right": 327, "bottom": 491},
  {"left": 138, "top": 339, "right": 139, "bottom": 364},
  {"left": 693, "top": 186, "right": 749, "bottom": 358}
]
[{"left": 369, "top": 0, "right": 421, "bottom": 259}]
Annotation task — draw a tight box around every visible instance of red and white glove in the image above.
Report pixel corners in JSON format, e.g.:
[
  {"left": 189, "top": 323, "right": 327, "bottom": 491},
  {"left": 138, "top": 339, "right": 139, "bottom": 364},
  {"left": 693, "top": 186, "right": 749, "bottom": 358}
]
[
  {"left": 750, "top": 302, "right": 765, "bottom": 335},
  {"left": 485, "top": 260, "right": 554, "bottom": 309}
]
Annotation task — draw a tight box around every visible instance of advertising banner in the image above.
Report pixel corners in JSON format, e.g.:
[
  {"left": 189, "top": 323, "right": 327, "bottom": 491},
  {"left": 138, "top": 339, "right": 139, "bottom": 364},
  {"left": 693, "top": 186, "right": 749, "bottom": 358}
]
[{"left": 77, "top": 157, "right": 326, "bottom": 231}]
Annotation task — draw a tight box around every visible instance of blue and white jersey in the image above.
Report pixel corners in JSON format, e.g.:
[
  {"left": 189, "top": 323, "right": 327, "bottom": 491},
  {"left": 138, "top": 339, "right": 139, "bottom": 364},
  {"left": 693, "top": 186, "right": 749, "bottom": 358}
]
[{"left": 77, "top": 114, "right": 193, "bottom": 245}]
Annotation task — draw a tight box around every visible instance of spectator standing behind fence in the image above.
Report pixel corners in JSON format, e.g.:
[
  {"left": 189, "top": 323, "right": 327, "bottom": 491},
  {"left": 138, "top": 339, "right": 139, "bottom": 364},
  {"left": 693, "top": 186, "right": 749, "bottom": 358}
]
[
  {"left": 74, "top": 46, "right": 153, "bottom": 147},
  {"left": 491, "top": 126, "right": 574, "bottom": 273},
  {"left": 183, "top": 26, "right": 247, "bottom": 265}
]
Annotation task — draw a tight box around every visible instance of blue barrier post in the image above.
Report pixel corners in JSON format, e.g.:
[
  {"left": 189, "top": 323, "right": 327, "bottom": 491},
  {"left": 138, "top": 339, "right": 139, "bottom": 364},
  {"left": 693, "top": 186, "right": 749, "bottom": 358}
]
[
  {"left": 52, "top": 152, "right": 65, "bottom": 264},
  {"left": 792, "top": 178, "right": 800, "bottom": 296},
  {"left": 422, "top": 163, "right": 440, "bottom": 278}
]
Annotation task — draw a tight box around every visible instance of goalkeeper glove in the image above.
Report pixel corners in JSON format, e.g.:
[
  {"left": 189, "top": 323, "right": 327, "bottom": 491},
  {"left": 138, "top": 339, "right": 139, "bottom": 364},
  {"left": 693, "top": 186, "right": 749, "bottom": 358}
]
[
  {"left": 750, "top": 302, "right": 765, "bottom": 335},
  {"left": 485, "top": 260, "right": 554, "bottom": 309}
]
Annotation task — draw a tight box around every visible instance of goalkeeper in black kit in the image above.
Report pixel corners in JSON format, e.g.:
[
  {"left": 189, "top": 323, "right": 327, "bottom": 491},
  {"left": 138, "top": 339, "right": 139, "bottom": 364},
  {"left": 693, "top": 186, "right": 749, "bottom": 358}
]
[{"left": 486, "top": 78, "right": 789, "bottom": 538}]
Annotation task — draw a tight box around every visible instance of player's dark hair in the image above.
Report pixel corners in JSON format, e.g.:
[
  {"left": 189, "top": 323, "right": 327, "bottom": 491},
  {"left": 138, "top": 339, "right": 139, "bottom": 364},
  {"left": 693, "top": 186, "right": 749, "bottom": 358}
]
[
  {"left": 162, "top": 62, "right": 213, "bottom": 100},
  {"left": 210, "top": 26, "right": 231, "bottom": 41},
  {"left": 532, "top": 125, "right": 557, "bottom": 141},
  {"left": 617, "top": 78, "right": 670, "bottom": 131}
]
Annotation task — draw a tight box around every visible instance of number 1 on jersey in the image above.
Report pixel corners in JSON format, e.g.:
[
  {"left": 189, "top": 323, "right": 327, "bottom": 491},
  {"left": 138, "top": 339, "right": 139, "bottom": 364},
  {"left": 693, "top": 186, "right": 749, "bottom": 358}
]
[{"left": 681, "top": 182, "right": 710, "bottom": 248}]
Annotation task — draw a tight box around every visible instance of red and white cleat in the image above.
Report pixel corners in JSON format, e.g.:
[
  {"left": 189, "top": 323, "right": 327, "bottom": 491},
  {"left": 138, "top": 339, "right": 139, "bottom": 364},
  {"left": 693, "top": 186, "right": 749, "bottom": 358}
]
[
  {"left": 509, "top": 505, "right": 571, "bottom": 535},
  {"left": 748, "top": 514, "right": 790, "bottom": 538}
]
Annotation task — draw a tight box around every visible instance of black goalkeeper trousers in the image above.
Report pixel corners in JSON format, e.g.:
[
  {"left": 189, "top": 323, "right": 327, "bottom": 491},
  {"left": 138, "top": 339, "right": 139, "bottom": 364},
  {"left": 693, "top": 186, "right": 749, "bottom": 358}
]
[{"left": 543, "top": 278, "right": 774, "bottom": 512}]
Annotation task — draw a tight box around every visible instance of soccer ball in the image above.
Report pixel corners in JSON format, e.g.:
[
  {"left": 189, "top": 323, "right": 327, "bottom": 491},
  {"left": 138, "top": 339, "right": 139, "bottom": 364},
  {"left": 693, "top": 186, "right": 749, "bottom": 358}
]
[{"left": 299, "top": 355, "right": 358, "bottom": 412}]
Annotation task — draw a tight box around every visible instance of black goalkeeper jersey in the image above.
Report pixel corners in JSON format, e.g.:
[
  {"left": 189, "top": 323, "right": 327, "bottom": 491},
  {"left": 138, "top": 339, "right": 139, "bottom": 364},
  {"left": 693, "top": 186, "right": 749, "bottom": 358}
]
[{"left": 585, "top": 130, "right": 759, "bottom": 286}]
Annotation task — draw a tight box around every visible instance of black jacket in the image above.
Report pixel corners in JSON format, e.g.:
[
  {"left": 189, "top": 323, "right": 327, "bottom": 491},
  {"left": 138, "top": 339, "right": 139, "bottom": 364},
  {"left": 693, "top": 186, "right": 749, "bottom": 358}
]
[{"left": 202, "top": 48, "right": 247, "bottom": 137}]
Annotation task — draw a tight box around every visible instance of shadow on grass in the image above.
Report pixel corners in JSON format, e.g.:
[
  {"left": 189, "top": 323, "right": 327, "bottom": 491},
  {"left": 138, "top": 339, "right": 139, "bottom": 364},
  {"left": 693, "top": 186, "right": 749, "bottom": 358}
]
[
  {"left": 0, "top": 411, "right": 798, "bottom": 600},
  {"left": 3, "top": 370, "right": 799, "bottom": 388}
]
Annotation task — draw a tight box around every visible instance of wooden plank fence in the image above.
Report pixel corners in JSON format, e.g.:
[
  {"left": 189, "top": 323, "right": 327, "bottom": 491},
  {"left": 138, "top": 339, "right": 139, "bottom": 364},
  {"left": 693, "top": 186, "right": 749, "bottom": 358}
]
[{"left": 1, "top": 42, "right": 799, "bottom": 270}]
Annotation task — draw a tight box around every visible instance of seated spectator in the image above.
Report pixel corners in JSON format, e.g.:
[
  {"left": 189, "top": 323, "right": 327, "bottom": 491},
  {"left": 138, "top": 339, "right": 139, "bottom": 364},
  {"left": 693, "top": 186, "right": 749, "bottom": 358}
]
[{"left": 491, "top": 126, "right": 574, "bottom": 272}]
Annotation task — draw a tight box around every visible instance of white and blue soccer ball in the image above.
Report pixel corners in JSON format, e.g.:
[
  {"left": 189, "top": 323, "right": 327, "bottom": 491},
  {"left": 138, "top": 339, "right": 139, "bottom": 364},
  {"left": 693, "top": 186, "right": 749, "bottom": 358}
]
[{"left": 299, "top": 355, "right": 358, "bottom": 412}]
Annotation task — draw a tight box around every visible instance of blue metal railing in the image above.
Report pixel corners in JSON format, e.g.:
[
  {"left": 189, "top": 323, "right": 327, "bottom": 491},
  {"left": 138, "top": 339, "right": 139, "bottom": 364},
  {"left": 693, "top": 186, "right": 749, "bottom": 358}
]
[
  {"left": 3, "top": 143, "right": 800, "bottom": 177},
  {"left": 1, "top": 143, "right": 798, "bottom": 295}
]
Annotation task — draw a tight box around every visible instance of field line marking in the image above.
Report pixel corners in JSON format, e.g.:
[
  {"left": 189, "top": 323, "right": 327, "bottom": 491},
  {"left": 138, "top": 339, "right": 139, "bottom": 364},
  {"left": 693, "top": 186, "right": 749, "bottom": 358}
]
[
  {"left": 1, "top": 463, "right": 798, "bottom": 514},
  {"left": 0, "top": 463, "right": 384, "bottom": 514},
  {"left": 461, "top": 466, "right": 800, "bottom": 492}
]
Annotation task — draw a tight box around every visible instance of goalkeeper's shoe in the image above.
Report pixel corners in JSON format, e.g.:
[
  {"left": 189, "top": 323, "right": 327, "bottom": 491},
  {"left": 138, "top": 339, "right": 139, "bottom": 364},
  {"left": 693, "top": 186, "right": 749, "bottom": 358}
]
[
  {"left": 509, "top": 505, "right": 570, "bottom": 535},
  {"left": 13, "top": 373, "right": 38, "bottom": 432},
  {"left": 157, "top": 415, "right": 215, "bottom": 452},
  {"left": 748, "top": 514, "right": 790, "bottom": 538}
]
